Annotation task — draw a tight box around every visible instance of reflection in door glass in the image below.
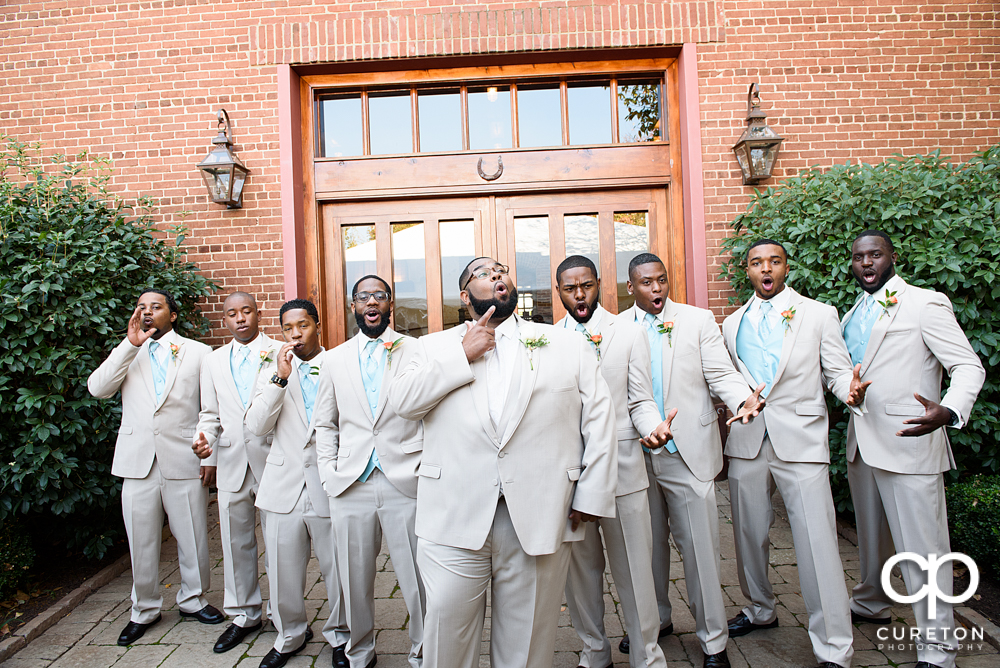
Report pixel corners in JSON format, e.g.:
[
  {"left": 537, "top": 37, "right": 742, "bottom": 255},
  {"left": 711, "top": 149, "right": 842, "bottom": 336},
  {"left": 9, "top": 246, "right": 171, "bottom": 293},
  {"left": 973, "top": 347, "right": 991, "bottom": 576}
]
[
  {"left": 514, "top": 216, "right": 552, "bottom": 324},
  {"left": 468, "top": 85, "right": 512, "bottom": 150},
  {"left": 517, "top": 84, "right": 562, "bottom": 148},
  {"left": 391, "top": 223, "right": 428, "bottom": 337},
  {"left": 343, "top": 225, "right": 377, "bottom": 339},
  {"left": 440, "top": 219, "right": 476, "bottom": 329},
  {"left": 319, "top": 94, "right": 363, "bottom": 158},
  {"left": 369, "top": 90, "right": 413, "bottom": 155},
  {"left": 568, "top": 82, "right": 612, "bottom": 145},
  {"left": 564, "top": 213, "right": 600, "bottom": 269},
  {"left": 418, "top": 88, "right": 463, "bottom": 153},
  {"left": 614, "top": 212, "right": 650, "bottom": 313},
  {"left": 618, "top": 79, "right": 663, "bottom": 143}
]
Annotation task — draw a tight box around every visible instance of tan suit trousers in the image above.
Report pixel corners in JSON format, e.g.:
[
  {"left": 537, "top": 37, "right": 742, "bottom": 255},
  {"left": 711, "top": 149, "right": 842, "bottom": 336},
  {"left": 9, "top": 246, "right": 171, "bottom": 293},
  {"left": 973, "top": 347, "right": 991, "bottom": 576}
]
[{"left": 219, "top": 467, "right": 267, "bottom": 627}]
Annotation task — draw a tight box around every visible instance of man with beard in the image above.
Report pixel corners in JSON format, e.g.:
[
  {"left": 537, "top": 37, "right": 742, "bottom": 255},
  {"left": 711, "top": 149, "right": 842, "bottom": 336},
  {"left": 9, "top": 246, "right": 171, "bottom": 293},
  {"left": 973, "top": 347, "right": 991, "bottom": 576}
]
[
  {"left": 247, "top": 299, "right": 349, "bottom": 668},
  {"left": 841, "top": 230, "right": 984, "bottom": 668},
  {"left": 555, "top": 255, "right": 674, "bottom": 668},
  {"left": 192, "top": 292, "right": 281, "bottom": 653},
  {"left": 315, "top": 276, "right": 425, "bottom": 668},
  {"left": 621, "top": 253, "right": 763, "bottom": 668},
  {"left": 721, "top": 240, "right": 868, "bottom": 668},
  {"left": 388, "top": 257, "right": 618, "bottom": 668},
  {"left": 88, "top": 289, "right": 222, "bottom": 645}
]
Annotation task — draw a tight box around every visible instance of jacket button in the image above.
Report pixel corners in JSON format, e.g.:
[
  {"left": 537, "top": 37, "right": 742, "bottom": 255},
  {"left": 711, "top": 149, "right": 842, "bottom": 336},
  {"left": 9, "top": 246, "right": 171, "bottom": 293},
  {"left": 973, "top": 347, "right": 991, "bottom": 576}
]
[
  {"left": 153, "top": 430, "right": 159, "bottom": 435},
  {"left": 373, "top": 430, "right": 380, "bottom": 436},
  {"left": 304, "top": 462, "right": 310, "bottom": 468},
  {"left": 245, "top": 438, "right": 250, "bottom": 444},
  {"left": 492, "top": 479, "right": 498, "bottom": 486},
  {"left": 498, "top": 451, "right": 505, "bottom": 458}
]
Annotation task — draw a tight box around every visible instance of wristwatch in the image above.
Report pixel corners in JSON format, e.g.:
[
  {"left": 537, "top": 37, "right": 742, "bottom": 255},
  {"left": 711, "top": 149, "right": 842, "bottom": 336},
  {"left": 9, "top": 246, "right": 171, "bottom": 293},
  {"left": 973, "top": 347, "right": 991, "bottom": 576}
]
[
  {"left": 946, "top": 408, "right": 959, "bottom": 427},
  {"left": 270, "top": 373, "right": 288, "bottom": 388}
]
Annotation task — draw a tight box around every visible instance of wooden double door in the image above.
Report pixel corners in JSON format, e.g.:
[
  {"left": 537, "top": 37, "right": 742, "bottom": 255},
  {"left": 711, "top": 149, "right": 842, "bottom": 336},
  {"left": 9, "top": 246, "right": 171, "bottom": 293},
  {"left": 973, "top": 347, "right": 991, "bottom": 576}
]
[{"left": 319, "top": 187, "right": 683, "bottom": 346}]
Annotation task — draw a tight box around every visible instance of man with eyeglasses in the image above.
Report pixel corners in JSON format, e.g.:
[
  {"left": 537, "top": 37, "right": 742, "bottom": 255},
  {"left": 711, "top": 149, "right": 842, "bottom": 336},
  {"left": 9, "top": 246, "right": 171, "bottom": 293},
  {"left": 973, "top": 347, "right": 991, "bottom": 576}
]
[
  {"left": 316, "top": 275, "right": 425, "bottom": 668},
  {"left": 389, "top": 257, "right": 618, "bottom": 668}
]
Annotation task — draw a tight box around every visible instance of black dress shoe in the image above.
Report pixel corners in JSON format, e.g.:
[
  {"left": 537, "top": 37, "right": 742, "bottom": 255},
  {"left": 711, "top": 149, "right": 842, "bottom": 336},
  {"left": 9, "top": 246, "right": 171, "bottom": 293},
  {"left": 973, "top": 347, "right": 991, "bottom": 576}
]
[
  {"left": 914, "top": 663, "right": 945, "bottom": 668},
  {"left": 727, "top": 611, "right": 778, "bottom": 637},
  {"left": 364, "top": 654, "right": 378, "bottom": 668},
  {"left": 117, "top": 614, "right": 161, "bottom": 646},
  {"left": 332, "top": 643, "right": 349, "bottom": 668},
  {"left": 179, "top": 604, "right": 226, "bottom": 624},
  {"left": 704, "top": 650, "right": 731, "bottom": 668},
  {"left": 851, "top": 610, "right": 891, "bottom": 625},
  {"left": 818, "top": 663, "right": 846, "bottom": 668},
  {"left": 213, "top": 621, "right": 263, "bottom": 653},
  {"left": 259, "top": 629, "right": 313, "bottom": 668},
  {"left": 618, "top": 622, "right": 673, "bottom": 653}
]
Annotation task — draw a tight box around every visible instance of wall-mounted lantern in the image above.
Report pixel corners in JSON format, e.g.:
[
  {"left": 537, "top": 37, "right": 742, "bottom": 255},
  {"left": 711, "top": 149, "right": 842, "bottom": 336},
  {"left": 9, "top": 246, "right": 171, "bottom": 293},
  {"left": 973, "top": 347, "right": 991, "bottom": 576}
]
[
  {"left": 196, "top": 109, "right": 250, "bottom": 209},
  {"left": 732, "top": 83, "right": 784, "bottom": 185}
]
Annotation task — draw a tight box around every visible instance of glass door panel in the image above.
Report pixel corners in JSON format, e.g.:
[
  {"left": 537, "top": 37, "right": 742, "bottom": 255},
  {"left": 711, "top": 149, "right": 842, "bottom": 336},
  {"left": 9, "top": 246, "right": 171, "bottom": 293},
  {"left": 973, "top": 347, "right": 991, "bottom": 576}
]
[
  {"left": 513, "top": 216, "right": 552, "bottom": 324},
  {"left": 342, "top": 224, "right": 377, "bottom": 339},
  {"left": 440, "top": 219, "right": 477, "bottom": 330},
  {"left": 613, "top": 212, "right": 650, "bottom": 313},
  {"left": 391, "top": 222, "right": 428, "bottom": 337}
]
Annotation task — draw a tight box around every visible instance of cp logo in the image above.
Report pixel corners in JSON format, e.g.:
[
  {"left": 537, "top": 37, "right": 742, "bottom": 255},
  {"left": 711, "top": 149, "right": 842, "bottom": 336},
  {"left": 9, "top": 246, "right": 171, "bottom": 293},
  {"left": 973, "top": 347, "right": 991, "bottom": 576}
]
[{"left": 881, "top": 552, "right": 979, "bottom": 619}]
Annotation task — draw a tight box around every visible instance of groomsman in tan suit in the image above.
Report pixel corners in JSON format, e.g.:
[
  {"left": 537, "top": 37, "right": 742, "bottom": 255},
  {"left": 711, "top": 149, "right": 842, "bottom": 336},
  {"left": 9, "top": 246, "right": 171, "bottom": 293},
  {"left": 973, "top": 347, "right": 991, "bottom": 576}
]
[
  {"left": 722, "top": 240, "right": 868, "bottom": 668},
  {"left": 555, "top": 255, "right": 673, "bottom": 668},
  {"left": 389, "top": 257, "right": 618, "bottom": 668},
  {"left": 88, "top": 290, "right": 223, "bottom": 646},
  {"left": 192, "top": 292, "right": 280, "bottom": 653},
  {"left": 316, "top": 275, "right": 425, "bottom": 668},
  {"left": 842, "top": 230, "right": 984, "bottom": 668},
  {"left": 247, "top": 299, "right": 349, "bottom": 668},
  {"left": 621, "top": 253, "right": 763, "bottom": 668}
]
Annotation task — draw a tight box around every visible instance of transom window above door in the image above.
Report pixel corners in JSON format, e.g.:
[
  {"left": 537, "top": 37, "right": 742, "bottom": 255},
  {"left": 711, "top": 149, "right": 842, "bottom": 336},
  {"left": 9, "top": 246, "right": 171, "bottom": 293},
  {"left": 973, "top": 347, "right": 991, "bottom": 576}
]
[{"left": 315, "top": 75, "right": 665, "bottom": 158}]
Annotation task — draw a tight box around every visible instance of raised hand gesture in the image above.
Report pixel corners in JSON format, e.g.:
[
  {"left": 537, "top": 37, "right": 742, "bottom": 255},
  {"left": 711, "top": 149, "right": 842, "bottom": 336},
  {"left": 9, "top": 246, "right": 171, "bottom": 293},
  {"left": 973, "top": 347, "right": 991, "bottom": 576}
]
[
  {"left": 126, "top": 306, "right": 156, "bottom": 347},
  {"left": 846, "top": 363, "right": 872, "bottom": 407},
  {"left": 192, "top": 431, "right": 212, "bottom": 459},
  {"left": 897, "top": 393, "right": 953, "bottom": 437},
  {"left": 641, "top": 407, "right": 678, "bottom": 450},
  {"left": 275, "top": 342, "right": 297, "bottom": 380},
  {"left": 727, "top": 383, "right": 766, "bottom": 426},
  {"left": 463, "top": 305, "right": 496, "bottom": 362}
]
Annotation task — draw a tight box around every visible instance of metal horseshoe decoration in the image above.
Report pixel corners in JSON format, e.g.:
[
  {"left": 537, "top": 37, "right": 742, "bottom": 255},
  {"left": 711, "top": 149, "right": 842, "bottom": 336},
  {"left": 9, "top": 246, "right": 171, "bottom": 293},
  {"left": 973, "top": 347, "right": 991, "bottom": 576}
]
[{"left": 477, "top": 155, "right": 503, "bottom": 181}]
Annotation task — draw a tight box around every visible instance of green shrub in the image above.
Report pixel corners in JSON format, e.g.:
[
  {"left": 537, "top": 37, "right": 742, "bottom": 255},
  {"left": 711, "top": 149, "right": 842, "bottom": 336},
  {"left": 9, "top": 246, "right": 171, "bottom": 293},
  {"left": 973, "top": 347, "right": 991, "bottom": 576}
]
[
  {"left": 0, "top": 136, "right": 216, "bottom": 559},
  {"left": 719, "top": 146, "right": 1000, "bottom": 513},
  {"left": 0, "top": 519, "right": 34, "bottom": 601},
  {"left": 947, "top": 475, "right": 1000, "bottom": 579}
]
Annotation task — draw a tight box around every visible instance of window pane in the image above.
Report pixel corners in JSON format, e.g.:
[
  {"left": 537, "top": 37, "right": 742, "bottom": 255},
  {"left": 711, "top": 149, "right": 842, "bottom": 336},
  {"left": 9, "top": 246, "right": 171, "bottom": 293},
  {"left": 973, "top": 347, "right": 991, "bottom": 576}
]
[
  {"left": 391, "top": 222, "right": 428, "bottom": 337},
  {"left": 319, "top": 94, "right": 363, "bottom": 158},
  {"left": 468, "top": 85, "right": 512, "bottom": 150},
  {"left": 418, "top": 88, "right": 463, "bottom": 153},
  {"left": 517, "top": 83, "right": 562, "bottom": 148},
  {"left": 567, "top": 82, "right": 612, "bottom": 145},
  {"left": 369, "top": 90, "right": 413, "bottom": 155},
  {"left": 440, "top": 219, "right": 477, "bottom": 329},
  {"left": 514, "top": 216, "right": 552, "bottom": 324},
  {"left": 564, "top": 214, "right": 600, "bottom": 273},
  {"left": 614, "top": 212, "right": 650, "bottom": 313},
  {"left": 342, "top": 224, "right": 377, "bottom": 339},
  {"left": 618, "top": 79, "right": 663, "bottom": 143}
]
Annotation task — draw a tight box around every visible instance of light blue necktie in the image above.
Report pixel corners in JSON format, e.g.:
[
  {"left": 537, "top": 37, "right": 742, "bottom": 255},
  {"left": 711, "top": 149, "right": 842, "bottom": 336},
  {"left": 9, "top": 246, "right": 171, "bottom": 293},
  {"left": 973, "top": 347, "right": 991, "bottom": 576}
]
[
  {"left": 758, "top": 301, "right": 773, "bottom": 339},
  {"left": 233, "top": 346, "right": 253, "bottom": 407},
  {"left": 643, "top": 313, "right": 677, "bottom": 454},
  {"left": 845, "top": 294, "right": 878, "bottom": 366},
  {"left": 859, "top": 294, "right": 876, "bottom": 331},
  {"left": 298, "top": 361, "right": 317, "bottom": 424},
  {"left": 149, "top": 340, "right": 167, "bottom": 403},
  {"left": 358, "top": 339, "right": 384, "bottom": 483}
]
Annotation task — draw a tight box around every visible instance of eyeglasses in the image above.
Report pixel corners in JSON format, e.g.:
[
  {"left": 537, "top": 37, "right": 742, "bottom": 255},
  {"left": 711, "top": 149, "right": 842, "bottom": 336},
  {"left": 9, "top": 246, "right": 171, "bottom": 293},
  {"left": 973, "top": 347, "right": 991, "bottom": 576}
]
[
  {"left": 461, "top": 264, "right": 509, "bottom": 290},
  {"left": 353, "top": 290, "right": 390, "bottom": 303}
]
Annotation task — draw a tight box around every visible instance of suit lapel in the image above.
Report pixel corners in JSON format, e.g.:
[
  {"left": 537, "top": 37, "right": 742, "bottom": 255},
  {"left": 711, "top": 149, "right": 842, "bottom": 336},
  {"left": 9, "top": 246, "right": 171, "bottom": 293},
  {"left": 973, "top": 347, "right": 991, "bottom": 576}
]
[
  {"left": 594, "top": 309, "right": 616, "bottom": 362},
  {"left": 659, "top": 300, "right": 679, "bottom": 399},
  {"left": 498, "top": 318, "right": 537, "bottom": 445},
  {"left": 769, "top": 288, "right": 802, "bottom": 388},
  {"left": 344, "top": 336, "right": 373, "bottom": 424},
  {"left": 156, "top": 337, "right": 183, "bottom": 410},
  {"left": 286, "top": 362, "right": 310, "bottom": 429},
  {"left": 860, "top": 280, "right": 907, "bottom": 374},
  {"left": 372, "top": 337, "right": 401, "bottom": 424}
]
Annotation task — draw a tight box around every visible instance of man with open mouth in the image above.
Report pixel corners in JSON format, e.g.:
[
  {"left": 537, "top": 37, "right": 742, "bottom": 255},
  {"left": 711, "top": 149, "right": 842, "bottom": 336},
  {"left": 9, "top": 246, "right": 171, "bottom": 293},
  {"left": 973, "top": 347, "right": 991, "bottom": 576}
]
[{"left": 841, "top": 230, "right": 984, "bottom": 668}]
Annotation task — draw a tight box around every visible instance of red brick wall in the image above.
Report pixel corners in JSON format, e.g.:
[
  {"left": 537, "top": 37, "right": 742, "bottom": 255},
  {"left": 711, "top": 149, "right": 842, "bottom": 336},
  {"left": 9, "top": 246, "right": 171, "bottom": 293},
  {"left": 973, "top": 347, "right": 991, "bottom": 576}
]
[{"left": 1, "top": 1, "right": 996, "bottom": 343}]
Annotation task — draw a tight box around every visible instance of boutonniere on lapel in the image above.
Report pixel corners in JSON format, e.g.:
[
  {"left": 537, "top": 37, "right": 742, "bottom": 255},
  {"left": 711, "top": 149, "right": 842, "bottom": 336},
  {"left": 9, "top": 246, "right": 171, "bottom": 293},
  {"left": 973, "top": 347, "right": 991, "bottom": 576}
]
[
  {"left": 259, "top": 349, "right": 275, "bottom": 370},
  {"left": 309, "top": 361, "right": 321, "bottom": 376},
  {"left": 520, "top": 335, "right": 549, "bottom": 370},
  {"left": 583, "top": 332, "right": 603, "bottom": 361},
  {"left": 657, "top": 321, "right": 675, "bottom": 347},
  {"left": 383, "top": 338, "right": 404, "bottom": 369},
  {"left": 780, "top": 307, "right": 796, "bottom": 335},
  {"left": 877, "top": 291, "right": 898, "bottom": 321},
  {"left": 169, "top": 343, "right": 180, "bottom": 364}
]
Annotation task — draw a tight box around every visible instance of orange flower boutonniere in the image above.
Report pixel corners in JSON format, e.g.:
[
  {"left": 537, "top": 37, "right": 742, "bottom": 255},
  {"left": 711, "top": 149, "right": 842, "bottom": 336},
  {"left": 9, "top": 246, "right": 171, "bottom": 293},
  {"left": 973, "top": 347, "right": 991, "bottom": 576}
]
[
  {"left": 780, "top": 307, "right": 796, "bottom": 334},
  {"left": 169, "top": 343, "right": 180, "bottom": 363},
  {"left": 657, "top": 321, "right": 675, "bottom": 347},
  {"left": 877, "top": 291, "right": 898, "bottom": 321},
  {"left": 584, "top": 332, "right": 603, "bottom": 361},
  {"left": 383, "top": 338, "right": 404, "bottom": 369},
  {"left": 259, "top": 349, "right": 275, "bottom": 369}
]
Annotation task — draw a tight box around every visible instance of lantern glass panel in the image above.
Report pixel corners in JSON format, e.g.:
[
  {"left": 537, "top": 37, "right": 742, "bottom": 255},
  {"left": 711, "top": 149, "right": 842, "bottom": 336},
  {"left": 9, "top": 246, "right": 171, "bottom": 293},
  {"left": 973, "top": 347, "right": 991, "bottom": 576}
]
[{"left": 231, "top": 170, "right": 247, "bottom": 203}]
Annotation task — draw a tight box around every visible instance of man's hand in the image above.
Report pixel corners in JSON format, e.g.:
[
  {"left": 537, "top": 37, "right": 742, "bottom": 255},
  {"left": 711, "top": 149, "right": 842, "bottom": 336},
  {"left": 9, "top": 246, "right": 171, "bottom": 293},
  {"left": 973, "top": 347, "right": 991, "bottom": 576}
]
[
  {"left": 126, "top": 306, "right": 156, "bottom": 347},
  {"left": 192, "top": 431, "right": 212, "bottom": 459},
  {"left": 199, "top": 465, "right": 217, "bottom": 488},
  {"left": 727, "top": 383, "right": 766, "bottom": 425},
  {"left": 641, "top": 407, "right": 678, "bottom": 450},
  {"left": 568, "top": 509, "right": 598, "bottom": 532},
  {"left": 897, "top": 393, "right": 953, "bottom": 437},
  {"left": 462, "top": 305, "right": 496, "bottom": 363},
  {"left": 847, "top": 363, "right": 872, "bottom": 407},
  {"left": 275, "top": 342, "right": 297, "bottom": 380}
]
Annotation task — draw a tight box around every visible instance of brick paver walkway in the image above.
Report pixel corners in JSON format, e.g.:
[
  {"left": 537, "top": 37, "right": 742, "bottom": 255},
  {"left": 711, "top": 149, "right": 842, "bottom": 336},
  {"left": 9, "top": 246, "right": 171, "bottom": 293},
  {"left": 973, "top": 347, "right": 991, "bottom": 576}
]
[{"left": 1, "top": 482, "right": 996, "bottom": 668}]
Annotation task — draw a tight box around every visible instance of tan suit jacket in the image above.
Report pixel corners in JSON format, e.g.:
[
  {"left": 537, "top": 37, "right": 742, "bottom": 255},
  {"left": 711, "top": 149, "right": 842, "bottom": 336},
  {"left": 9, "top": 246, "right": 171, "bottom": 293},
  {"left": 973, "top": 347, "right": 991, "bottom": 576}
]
[
  {"left": 557, "top": 307, "right": 662, "bottom": 497},
  {"left": 197, "top": 334, "right": 280, "bottom": 492},
  {"left": 723, "top": 287, "right": 855, "bottom": 463},
  {"left": 620, "top": 302, "right": 751, "bottom": 482},
  {"left": 842, "top": 278, "right": 984, "bottom": 474},
  {"left": 88, "top": 334, "right": 211, "bottom": 479},
  {"left": 247, "top": 351, "right": 331, "bottom": 516},
  {"left": 388, "top": 315, "right": 617, "bottom": 557},
  {"left": 315, "top": 330, "right": 423, "bottom": 499}
]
